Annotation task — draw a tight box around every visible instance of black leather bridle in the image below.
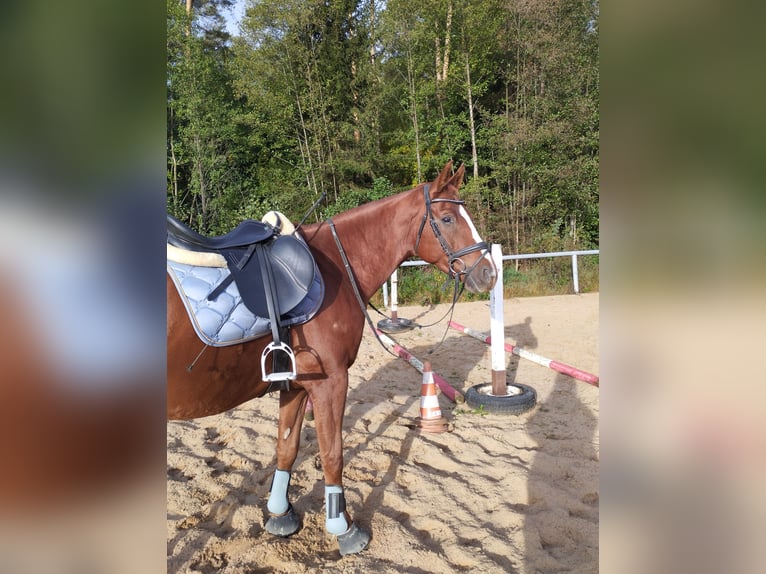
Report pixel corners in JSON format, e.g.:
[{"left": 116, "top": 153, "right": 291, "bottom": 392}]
[{"left": 413, "top": 184, "right": 490, "bottom": 280}]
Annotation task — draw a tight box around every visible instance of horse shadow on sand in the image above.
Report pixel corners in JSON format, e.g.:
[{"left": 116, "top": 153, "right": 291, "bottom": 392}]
[
  {"left": 504, "top": 313, "right": 598, "bottom": 570},
  {"left": 336, "top": 314, "right": 597, "bottom": 572}
]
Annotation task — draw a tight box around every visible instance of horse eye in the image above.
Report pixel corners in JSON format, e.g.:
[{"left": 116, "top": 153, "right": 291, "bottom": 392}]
[{"left": 441, "top": 215, "right": 454, "bottom": 225}]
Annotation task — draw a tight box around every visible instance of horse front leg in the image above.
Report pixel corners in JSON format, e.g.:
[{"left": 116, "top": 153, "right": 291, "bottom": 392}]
[
  {"left": 310, "top": 375, "right": 371, "bottom": 556},
  {"left": 264, "top": 387, "right": 308, "bottom": 537}
]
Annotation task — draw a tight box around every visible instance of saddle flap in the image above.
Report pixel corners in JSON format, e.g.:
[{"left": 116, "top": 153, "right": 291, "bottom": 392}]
[{"left": 223, "top": 235, "right": 316, "bottom": 318}]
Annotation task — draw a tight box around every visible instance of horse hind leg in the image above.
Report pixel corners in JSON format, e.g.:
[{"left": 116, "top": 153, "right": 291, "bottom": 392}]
[{"left": 264, "top": 388, "right": 308, "bottom": 537}]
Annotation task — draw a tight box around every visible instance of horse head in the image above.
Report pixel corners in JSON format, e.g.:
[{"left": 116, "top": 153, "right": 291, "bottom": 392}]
[{"left": 414, "top": 161, "right": 497, "bottom": 293}]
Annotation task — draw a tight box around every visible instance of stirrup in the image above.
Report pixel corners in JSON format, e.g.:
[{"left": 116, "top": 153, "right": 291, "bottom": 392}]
[{"left": 261, "top": 341, "right": 297, "bottom": 382}]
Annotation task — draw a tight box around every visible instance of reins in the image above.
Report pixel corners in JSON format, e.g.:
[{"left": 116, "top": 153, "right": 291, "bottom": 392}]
[
  {"left": 328, "top": 218, "right": 401, "bottom": 359},
  {"left": 367, "top": 275, "right": 463, "bottom": 331}
]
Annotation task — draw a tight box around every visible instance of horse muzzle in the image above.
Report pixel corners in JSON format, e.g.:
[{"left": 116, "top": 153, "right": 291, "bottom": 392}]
[{"left": 462, "top": 255, "right": 497, "bottom": 293}]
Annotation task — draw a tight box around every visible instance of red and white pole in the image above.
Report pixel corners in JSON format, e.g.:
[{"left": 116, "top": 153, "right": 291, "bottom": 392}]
[
  {"left": 374, "top": 328, "right": 465, "bottom": 403},
  {"left": 448, "top": 320, "right": 600, "bottom": 387}
]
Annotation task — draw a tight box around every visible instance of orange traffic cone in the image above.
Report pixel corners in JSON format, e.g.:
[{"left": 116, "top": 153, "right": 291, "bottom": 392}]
[{"left": 416, "top": 361, "right": 451, "bottom": 433}]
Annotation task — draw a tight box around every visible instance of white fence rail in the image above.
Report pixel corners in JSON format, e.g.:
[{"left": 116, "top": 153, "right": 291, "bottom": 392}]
[{"left": 386, "top": 247, "right": 599, "bottom": 301}]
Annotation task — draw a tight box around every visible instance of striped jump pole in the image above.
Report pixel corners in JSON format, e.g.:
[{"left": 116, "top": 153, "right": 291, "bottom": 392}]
[
  {"left": 374, "top": 328, "right": 465, "bottom": 404},
  {"left": 448, "top": 320, "right": 600, "bottom": 387}
]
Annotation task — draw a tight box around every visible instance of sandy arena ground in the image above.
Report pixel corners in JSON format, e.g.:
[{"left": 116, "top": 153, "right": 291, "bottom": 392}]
[{"left": 167, "top": 293, "right": 599, "bottom": 573}]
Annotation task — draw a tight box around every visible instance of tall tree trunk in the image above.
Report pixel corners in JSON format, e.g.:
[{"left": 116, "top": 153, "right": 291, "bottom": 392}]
[
  {"left": 315, "top": 75, "right": 338, "bottom": 201},
  {"left": 435, "top": 1, "right": 453, "bottom": 122},
  {"left": 513, "top": 180, "right": 520, "bottom": 271},
  {"left": 282, "top": 55, "right": 319, "bottom": 197},
  {"left": 368, "top": 0, "right": 381, "bottom": 161},
  {"left": 465, "top": 56, "right": 479, "bottom": 179},
  {"left": 442, "top": 1, "right": 452, "bottom": 82},
  {"left": 521, "top": 181, "right": 527, "bottom": 257},
  {"left": 435, "top": 2, "right": 453, "bottom": 85},
  {"left": 185, "top": 0, "right": 193, "bottom": 36},
  {"left": 193, "top": 133, "right": 208, "bottom": 225},
  {"left": 351, "top": 58, "right": 361, "bottom": 144},
  {"left": 302, "top": 38, "right": 335, "bottom": 201},
  {"left": 406, "top": 49, "right": 422, "bottom": 182},
  {"left": 570, "top": 213, "right": 577, "bottom": 244},
  {"left": 295, "top": 82, "right": 319, "bottom": 197},
  {"left": 169, "top": 106, "right": 179, "bottom": 209},
  {"left": 504, "top": 175, "right": 512, "bottom": 248}
]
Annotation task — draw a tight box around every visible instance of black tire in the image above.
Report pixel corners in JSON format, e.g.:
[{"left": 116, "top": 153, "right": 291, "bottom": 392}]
[{"left": 464, "top": 382, "right": 537, "bottom": 415}]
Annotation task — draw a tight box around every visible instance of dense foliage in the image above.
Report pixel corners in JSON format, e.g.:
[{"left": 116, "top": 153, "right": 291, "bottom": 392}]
[{"left": 168, "top": 0, "right": 599, "bottom": 255}]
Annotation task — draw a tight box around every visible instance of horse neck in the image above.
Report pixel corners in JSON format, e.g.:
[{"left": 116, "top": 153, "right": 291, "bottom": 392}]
[{"left": 322, "top": 189, "right": 420, "bottom": 302}]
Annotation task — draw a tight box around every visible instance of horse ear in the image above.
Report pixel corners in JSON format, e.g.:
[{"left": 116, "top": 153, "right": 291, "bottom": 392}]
[
  {"left": 448, "top": 163, "right": 466, "bottom": 189},
  {"left": 432, "top": 160, "right": 454, "bottom": 196}
]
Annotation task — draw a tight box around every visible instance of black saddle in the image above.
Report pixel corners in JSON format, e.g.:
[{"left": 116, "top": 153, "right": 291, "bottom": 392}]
[
  {"left": 167, "top": 214, "right": 319, "bottom": 388},
  {"left": 167, "top": 216, "right": 275, "bottom": 252},
  {"left": 167, "top": 215, "right": 315, "bottom": 318}
]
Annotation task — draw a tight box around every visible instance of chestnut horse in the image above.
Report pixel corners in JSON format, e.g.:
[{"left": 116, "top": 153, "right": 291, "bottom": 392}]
[{"left": 167, "top": 161, "right": 497, "bottom": 555}]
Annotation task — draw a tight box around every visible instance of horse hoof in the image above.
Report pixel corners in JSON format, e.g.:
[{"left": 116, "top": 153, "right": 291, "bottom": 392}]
[
  {"left": 337, "top": 522, "right": 370, "bottom": 556},
  {"left": 265, "top": 504, "right": 301, "bottom": 537}
]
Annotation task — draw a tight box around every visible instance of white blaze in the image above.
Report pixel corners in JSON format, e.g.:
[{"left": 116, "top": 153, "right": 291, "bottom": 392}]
[{"left": 458, "top": 205, "right": 493, "bottom": 265}]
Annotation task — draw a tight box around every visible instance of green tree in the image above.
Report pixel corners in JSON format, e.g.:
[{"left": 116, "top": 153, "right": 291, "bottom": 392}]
[
  {"left": 167, "top": 0, "right": 600, "bottom": 266},
  {"left": 167, "top": 0, "right": 248, "bottom": 233}
]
